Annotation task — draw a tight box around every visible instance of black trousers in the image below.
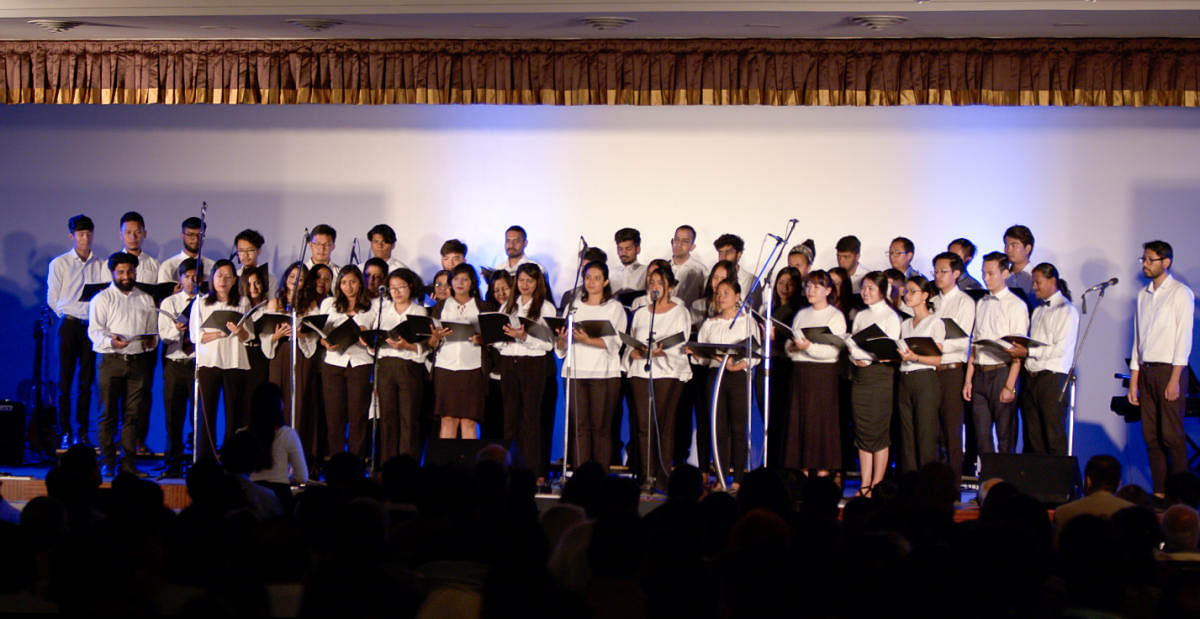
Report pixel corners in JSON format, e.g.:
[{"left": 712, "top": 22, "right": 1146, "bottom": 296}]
[
  {"left": 971, "top": 365, "right": 1019, "bottom": 454},
  {"left": 629, "top": 377, "right": 684, "bottom": 484},
  {"left": 1138, "top": 363, "right": 1189, "bottom": 493},
  {"left": 97, "top": 352, "right": 153, "bottom": 471},
  {"left": 268, "top": 341, "right": 318, "bottom": 457},
  {"left": 710, "top": 369, "right": 750, "bottom": 483},
  {"left": 135, "top": 352, "right": 158, "bottom": 446},
  {"left": 501, "top": 355, "right": 549, "bottom": 476},
  {"left": 244, "top": 344, "right": 270, "bottom": 413},
  {"left": 570, "top": 377, "right": 620, "bottom": 469},
  {"left": 57, "top": 317, "right": 95, "bottom": 437},
  {"left": 674, "top": 364, "right": 706, "bottom": 466},
  {"left": 162, "top": 357, "right": 195, "bottom": 469},
  {"left": 1021, "top": 370, "right": 1069, "bottom": 456},
  {"left": 376, "top": 357, "right": 426, "bottom": 462},
  {"left": 321, "top": 362, "right": 373, "bottom": 458},
  {"left": 898, "top": 370, "right": 941, "bottom": 474},
  {"left": 935, "top": 366, "right": 966, "bottom": 480},
  {"left": 196, "top": 367, "right": 247, "bottom": 461}
]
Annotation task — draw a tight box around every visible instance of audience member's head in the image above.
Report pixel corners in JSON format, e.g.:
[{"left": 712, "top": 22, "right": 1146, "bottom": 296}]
[
  {"left": 1084, "top": 455, "right": 1122, "bottom": 494},
  {"left": 666, "top": 464, "right": 703, "bottom": 503},
  {"left": 1166, "top": 471, "right": 1200, "bottom": 508},
  {"left": 1163, "top": 504, "right": 1200, "bottom": 554},
  {"left": 1116, "top": 484, "right": 1154, "bottom": 509}
]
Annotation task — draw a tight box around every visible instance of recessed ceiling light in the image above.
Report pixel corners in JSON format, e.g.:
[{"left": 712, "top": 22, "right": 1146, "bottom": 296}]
[
  {"left": 848, "top": 15, "right": 909, "bottom": 30},
  {"left": 580, "top": 16, "right": 637, "bottom": 31},
  {"left": 27, "top": 19, "right": 82, "bottom": 33},
  {"left": 286, "top": 18, "right": 342, "bottom": 33}
]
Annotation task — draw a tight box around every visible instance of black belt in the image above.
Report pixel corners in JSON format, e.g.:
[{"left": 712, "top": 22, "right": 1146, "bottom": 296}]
[
  {"left": 103, "top": 351, "right": 153, "bottom": 360},
  {"left": 63, "top": 315, "right": 88, "bottom": 324},
  {"left": 1141, "top": 362, "right": 1172, "bottom": 368}
]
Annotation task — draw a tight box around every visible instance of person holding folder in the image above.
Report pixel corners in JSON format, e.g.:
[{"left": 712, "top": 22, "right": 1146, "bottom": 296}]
[
  {"left": 626, "top": 265, "right": 692, "bottom": 487},
  {"left": 556, "top": 260, "right": 627, "bottom": 470},
  {"left": 190, "top": 259, "right": 252, "bottom": 460},
  {"left": 896, "top": 276, "right": 945, "bottom": 474},
  {"left": 263, "top": 262, "right": 322, "bottom": 466},
  {"left": 786, "top": 269, "right": 846, "bottom": 479},
  {"left": 845, "top": 271, "right": 902, "bottom": 497},
  {"left": 1007, "top": 263, "right": 1079, "bottom": 456},
  {"left": 930, "top": 251, "right": 976, "bottom": 481},
  {"left": 692, "top": 278, "right": 759, "bottom": 489},
  {"left": 963, "top": 252, "right": 1029, "bottom": 456},
  {"left": 374, "top": 268, "right": 432, "bottom": 461},
  {"left": 240, "top": 265, "right": 272, "bottom": 419},
  {"left": 494, "top": 263, "right": 557, "bottom": 479},
  {"left": 317, "top": 265, "right": 377, "bottom": 459},
  {"left": 429, "top": 263, "right": 491, "bottom": 440}
]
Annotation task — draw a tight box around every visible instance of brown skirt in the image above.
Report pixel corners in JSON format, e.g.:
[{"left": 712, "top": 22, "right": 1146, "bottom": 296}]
[
  {"left": 433, "top": 367, "right": 485, "bottom": 421},
  {"left": 788, "top": 361, "right": 841, "bottom": 471}
]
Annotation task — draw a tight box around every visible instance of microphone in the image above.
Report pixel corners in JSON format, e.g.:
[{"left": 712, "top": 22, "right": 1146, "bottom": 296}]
[
  {"left": 379, "top": 285, "right": 387, "bottom": 297},
  {"left": 767, "top": 233, "right": 783, "bottom": 242},
  {"left": 580, "top": 236, "right": 588, "bottom": 248},
  {"left": 1083, "top": 277, "right": 1119, "bottom": 293},
  {"left": 651, "top": 289, "right": 661, "bottom": 302}
]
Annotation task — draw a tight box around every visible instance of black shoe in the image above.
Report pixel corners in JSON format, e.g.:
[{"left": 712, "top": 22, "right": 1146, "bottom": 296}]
[
  {"left": 118, "top": 467, "right": 148, "bottom": 479},
  {"left": 156, "top": 468, "right": 184, "bottom": 480},
  {"left": 76, "top": 437, "right": 95, "bottom": 449},
  {"left": 100, "top": 464, "right": 116, "bottom": 477},
  {"left": 58, "top": 433, "right": 72, "bottom": 450}
]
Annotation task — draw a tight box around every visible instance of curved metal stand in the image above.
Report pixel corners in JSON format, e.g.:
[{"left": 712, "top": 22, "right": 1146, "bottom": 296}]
[{"left": 710, "top": 353, "right": 731, "bottom": 490}]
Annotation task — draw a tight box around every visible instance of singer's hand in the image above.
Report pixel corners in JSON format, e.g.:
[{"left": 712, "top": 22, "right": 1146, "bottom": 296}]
[
  {"left": 321, "top": 338, "right": 335, "bottom": 351},
  {"left": 502, "top": 324, "right": 526, "bottom": 341},
  {"left": 174, "top": 319, "right": 188, "bottom": 333},
  {"left": 1127, "top": 370, "right": 1140, "bottom": 405},
  {"left": 962, "top": 382, "right": 973, "bottom": 402},
  {"left": 111, "top": 335, "right": 129, "bottom": 350},
  {"left": 1007, "top": 343, "right": 1028, "bottom": 359},
  {"left": 788, "top": 337, "right": 810, "bottom": 352},
  {"left": 631, "top": 348, "right": 644, "bottom": 360},
  {"left": 854, "top": 359, "right": 870, "bottom": 368},
  {"left": 272, "top": 322, "right": 291, "bottom": 342},
  {"left": 651, "top": 344, "right": 666, "bottom": 358},
  {"left": 555, "top": 328, "right": 567, "bottom": 348},
  {"left": 899, "top": 349, "right": 918, "bottom": 362},
  {"left": 1000, "top": 384, "right": 1017, "bottom": 404},
  {"left": 1166, "top": 381, "right": 1181, "bottom": 402}
]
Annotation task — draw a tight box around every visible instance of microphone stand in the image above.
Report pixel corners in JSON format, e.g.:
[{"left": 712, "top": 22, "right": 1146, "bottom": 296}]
[
  {"left": 727, "top": 220, "right": 793, "bottom": 471},
  {"left": 367, "top": 287, "right": 385, "bottom": 473},
  {"left": 559, "top": 240, "right": 588, "bottom": 488},
  {"left": 1060, "top": 284, "right": 1110, "bottom": 456},
  {"left": 642, "top": 291, "right": 659, "bottom": 492},
  {"left": 192, "top": 202, "right": 208, "bottom": 465},
  {"left": 290, "top": 229, "right": 309, "bottom": 430},
  {"left": 709, "top": 352, "right": 731, "bottom": 491}
]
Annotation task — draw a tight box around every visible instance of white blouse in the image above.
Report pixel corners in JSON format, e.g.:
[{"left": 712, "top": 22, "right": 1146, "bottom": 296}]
[
  {"left": 899, "top": 313, "right": 946, "bottom": 373},
  {"left": 624, "top": 303, "right": 692, "bottom": 381},
  {"left": 788, "top": 305, "right": 846, "bottom": 364},
  {"left": 190, "top": 296, "right": 251, "bottom": 370},
  {"left": 261, "top": 304, "right": 320, "bottom": 361},
  {"left": 496, "top": 297, "right": 556, "bottom": 358},
  {"left": 434, "top": 297, "right": 483, "bottom": 372},
  {"left": 319, "top": 297, "right": 380, "bottom": 369},
  {"left": 846, "top": 301, "right": 902, "bottom": 364},
  {"left": 377, "top": 301, "right": 432, "bottom": 363},
  {"left": 557, "top": 298, "right": 627, "bottom": 379},
  {"left": 695, "top": 314, "right": 760, "bottom": 370}
]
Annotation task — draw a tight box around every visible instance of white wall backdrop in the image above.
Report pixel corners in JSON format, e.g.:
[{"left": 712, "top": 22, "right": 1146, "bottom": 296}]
[{"left": 1, "top": 103, "right": 1197, "bottom": 488}]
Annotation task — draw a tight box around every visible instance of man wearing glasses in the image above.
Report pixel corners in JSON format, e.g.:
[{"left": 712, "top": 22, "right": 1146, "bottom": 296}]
[
  {"left": 668, "top": 225, "right": 707, "bottom": 308},
  {"left": 304, "top": 224, "right": 340, "bottom": 273},
  {"left": 1128, "top": 240, "right": 1195, "bottom": 497},
  {"left": 888, "top": 236, "right": 924, "bottom": 279},
  {"left": 158, "top": 217, "right": 215, "bottom": 285}
]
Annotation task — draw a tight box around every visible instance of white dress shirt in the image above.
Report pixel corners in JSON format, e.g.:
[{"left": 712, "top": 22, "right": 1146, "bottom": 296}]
[
  {"left": 159, "top": 290, "right": 198, "bottom": 361},
  {"left": 933, "top": 286, "right": 976, "bottom": 365},
  {"left": 971, "top": 287, "right": 1030, "bottom": 365},
  {"left": 736, "top": 265, "right": 763, "bottom": 307},
  {"left": 190, "top": 296, "right": 251, "bottom": 370},
  {"left": 261, "top": 304, "right": 319, "bottom": 361},
  {"left": 557, "top": 299, "right": 627, "bottom": 379},
  {"left": 124, "top": 250, "right": 160, "bottom": 284},
  {"left": 695, "top": 314, "right": 760, "bottom": 369},
  {"left": 492, "top": 255, "right": 540, "bottom": 276},
  {"left": 624, "top": 303, "right": 692, "bottom": 381},
  {"left": 159, "top": 251, "right": 215, "bottom": 284},
  {"left": 1130, "top": 273, "right": 1195, "bottom": 370},
  {"left": 377, "top": 301, "right": 431, "bottom": 363},
  {"left": 899, "top": 314, "right": 946, "bottom": 373},
  {"left": 496, "top": 298, "right": 556, "bottom": 358},
  {"left": 669, "top": 255, "right": 708, "bottom": 308},
  {"left": 630, "top": 294, "right": 684, "bottom": 312},
  {"left": 319, "top": 297, "right": 381, "bottom": 369},
  {"left": 788, "top": 305, "right": 846, "bottom": 364},
  {"left": 1025, "top": 291, "right": 1080, "bottom": 374},
  {"left": 303, "top": 259, "right": 341, "bottom": 275},
  {"left": 690, "top": 297, "right": 715, "bottom": 329},
  {"left": 361, "top": 257, "right": 408, "bottom": 274},
  {"left": 47, "top": 249, "right": 107, "bottom": 320},
  {"left": 610, "top": 261, "right": 648, "bottom": 295},
  {"left": 847, "top": 301, "right": 902, "bottom": 364},
  {"left": 87, "top": 284, "right": 158, "bottom": 355},
  {"left": 434, "top": 297, "right": 484, "bottom": 371}
]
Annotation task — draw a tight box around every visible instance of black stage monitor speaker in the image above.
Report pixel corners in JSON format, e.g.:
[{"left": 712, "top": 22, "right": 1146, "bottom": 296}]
[
  {"left": 980, "top": 454, "right": 1081, "bottom": 506},
  {"left": 0, "top": 400, "right": 27, "bottom": 466},
  {"left": 422, "top": 438, "right": 519, "bottom": 468}
]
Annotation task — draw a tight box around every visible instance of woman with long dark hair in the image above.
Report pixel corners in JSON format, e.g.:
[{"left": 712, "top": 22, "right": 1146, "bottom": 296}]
[
  {"left": 896, "top": 275, "right": 945, "bottom": 474},
  {"left": 375, "top": 268, "right": 431, "bottom": 460},
  {"left": 786, "top": 269, "right": 846, "bottom": 478},
  {"left": 482, "top": 270, "right": 514, "bottom": 440},
  {"left": 556, "top": 260, "right": 627, "bottom": 470},
  {"left": 318, "top": 265, "right": 377, "bottom": 459},
  {"left": 264, "top": 262, "right": 322, "bottom": 464},
  {"left": 189, "top": 259, "right": 252, "bottom": 460},
  {"left": 428, "top": 263, "right": 491, "bottom": 439},
  {"left": 687, "top": 259, "right": 737, "bottom": 475},
  {"left": 240, "top": 266, "right": 271, "bottom": 418},
  {"left": 498, "top": 263, "right": 556, "bottom": 478},
  {"left": 761, "top": 265, "right": 805, "bottom": 468}
]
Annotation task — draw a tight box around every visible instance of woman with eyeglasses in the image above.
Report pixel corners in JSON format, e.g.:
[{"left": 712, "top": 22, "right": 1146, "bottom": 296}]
[{"left": 374, "top": 268, "right": 431, "bottom": 460}]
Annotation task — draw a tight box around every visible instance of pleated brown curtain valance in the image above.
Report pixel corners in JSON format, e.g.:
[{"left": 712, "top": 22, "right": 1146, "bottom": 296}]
[{"left": 1, "top": 38, "right": 1199, "bottom": 106}]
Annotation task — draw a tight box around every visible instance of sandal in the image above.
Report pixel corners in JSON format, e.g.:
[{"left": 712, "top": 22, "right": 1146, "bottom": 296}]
[{"left": 856, "top": 484, "right": 873, "bottom": 498}]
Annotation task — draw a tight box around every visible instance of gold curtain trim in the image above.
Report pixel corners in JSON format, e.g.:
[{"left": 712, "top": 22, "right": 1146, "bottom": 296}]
[{"left": 2, "top": 38, "right": 1198, "bottom": 106}]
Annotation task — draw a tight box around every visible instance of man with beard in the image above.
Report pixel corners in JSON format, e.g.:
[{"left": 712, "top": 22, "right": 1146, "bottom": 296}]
[
  {"left": 609, "top": 227, "right": 647, "bottom": 295},
  {"left": 88, "top": 252, "right": 158, "bottom": 477},
  {"left": 120, "top": 211, "right": 159, "bottom": 284},
  {"left": 1128, "top": 240, "right": 1195, "bottom": 497},
  {"left": 158, "top": 216, "right": 215, "bottom": 284},
  {"left": 493, "top": 225, "right": 540, "bottom": 276}
]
